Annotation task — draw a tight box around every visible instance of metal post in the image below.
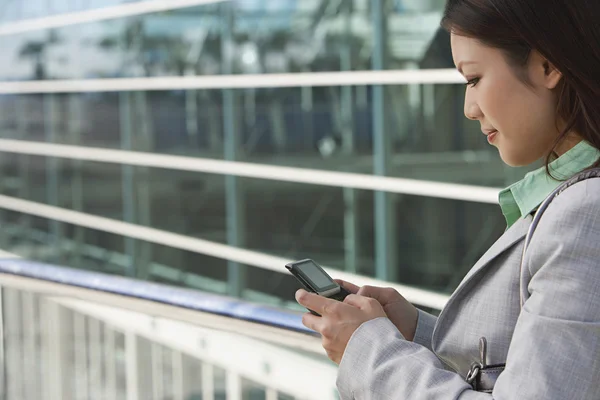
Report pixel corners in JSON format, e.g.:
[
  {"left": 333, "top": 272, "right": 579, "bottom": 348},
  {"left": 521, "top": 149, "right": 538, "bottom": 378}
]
[
  {"left": 45, "top": 300, "right": 64, "bottom": 400},
  {"left": 4, "top": 288, "right": 23, "bottom": 400},
  {"left": 88, "top": 318, "right": 102, "bottom": 398},
  {"left": 104, "top": 324, "right": 117, "bottom": 400},
  {"left": 266, "top": 387, "right": 278, "bottom": 400},
  {"left": 222, "top": 2, "right": 246, "bottom": 298},
  {"left": 151, "top": 343, "right": 164, "bottom": 399},
  {"left": 372, "top": 0, "right": 397, "bottom": 282},
  {"left": 74, "top": 313, "right": 90, "bottom": 400},
  {"left": 423, "top": 82, "right": 436, "bottom": 134},
  {"left": 120, "top": 92, "right": 137, "bottom": 278},
  {"left": 68, "top": 94, "right": 85, "bottom": 269},
  {"left": 134, "top": 91, "right": 153, "bottom": 280},
  {"left": 16, "top": 96, "right": 32, "bottom": 247},
  {"left": 125, "top": 331, "right": 139, "bottom": 400},
  {"left": 225, "top": 370, "right": 242, "bottom": 400},
  {"left": 301, "top": 71, "right": 314, "bottom": 149},
  {"left": 202, "top": 363, "right": 215, "bottom": 400},
  {"left": 22, "top": 292, "right": 39, "bottom": 400},
  {"left": 66, "top": 45, "right": 84, "bottom": 267},
  {"left": 44, "top": 94, "right": 63, "bottom": 264},
  {"left": 407, "top": 61, "right": 422, "bottom": 147},
  {"left": 172, "top": 351, "right": 184, "bottom": 400},
  {"left": 341, "top": 0, "right": 359, "bottom": 274}
]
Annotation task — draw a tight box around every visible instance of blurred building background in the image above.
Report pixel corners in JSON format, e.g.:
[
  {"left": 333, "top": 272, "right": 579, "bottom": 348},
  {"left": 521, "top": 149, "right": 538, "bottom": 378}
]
[{"left": 0, "top": 0, "right": 536, "bottom": 312}]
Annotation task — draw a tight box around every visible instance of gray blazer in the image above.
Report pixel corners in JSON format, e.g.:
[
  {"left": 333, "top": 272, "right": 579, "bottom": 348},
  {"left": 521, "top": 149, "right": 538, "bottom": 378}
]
[{"left": 336, "top": 178, "right": 600, "bottom": 399}]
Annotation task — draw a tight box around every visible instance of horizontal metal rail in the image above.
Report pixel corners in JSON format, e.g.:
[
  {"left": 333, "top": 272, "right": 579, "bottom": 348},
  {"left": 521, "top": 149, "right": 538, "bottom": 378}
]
[
  {"left": 0, "top": 0, "right": 228, "bottom": 36},
  {"left": 0, "top": 139, "right": 500, "bottom": 204},
  {"left": 0, "top": 260, "right": 322, "bottom": 354},
  {"left": 0, "top": 70, "right": 465, "bottom": 94},
  {"left": 0, "top": 194, "right": 451, "bottom": 309}
]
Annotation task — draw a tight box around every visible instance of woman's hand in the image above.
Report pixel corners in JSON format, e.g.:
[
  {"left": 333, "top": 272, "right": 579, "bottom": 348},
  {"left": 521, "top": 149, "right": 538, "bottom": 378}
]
[
  {"left": 335, "top": 280, "right": 419, "bottom": 341},
  {"left": 295, "top": 289, "right": 387, "bottom": 365}
]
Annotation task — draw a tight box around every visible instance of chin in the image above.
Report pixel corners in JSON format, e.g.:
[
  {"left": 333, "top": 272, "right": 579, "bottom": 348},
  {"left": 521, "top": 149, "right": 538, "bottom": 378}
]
[{"left": 498, "top": 150, "right": 534, "bottom": 168}]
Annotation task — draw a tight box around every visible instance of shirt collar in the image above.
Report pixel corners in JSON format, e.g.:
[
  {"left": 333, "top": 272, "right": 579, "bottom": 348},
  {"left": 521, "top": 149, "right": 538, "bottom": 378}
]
[{"left": 499, "top": 140, "right": 600, "bottom": 228}]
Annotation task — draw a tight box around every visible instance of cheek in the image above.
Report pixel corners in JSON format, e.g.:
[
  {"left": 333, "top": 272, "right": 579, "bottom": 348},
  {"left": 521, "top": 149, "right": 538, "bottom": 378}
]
[
  {"left": 479, "top": 80, "right": 557, "bottom": 166},
  {"left": 480, "top": 78, "right": 528, "bottom": 129}
]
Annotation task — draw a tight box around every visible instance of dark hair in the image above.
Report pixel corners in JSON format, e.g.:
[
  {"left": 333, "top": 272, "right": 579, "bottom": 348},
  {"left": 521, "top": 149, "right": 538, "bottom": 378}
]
[{"left": 441, "top": 0, "right": 600, "bottom": 172}]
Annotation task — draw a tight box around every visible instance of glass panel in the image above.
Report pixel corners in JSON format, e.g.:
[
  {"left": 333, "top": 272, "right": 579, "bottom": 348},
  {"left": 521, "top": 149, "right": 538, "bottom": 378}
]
[
  {"left": 242, "top": 378, "right": 266, "bottom": 400},
  {"left": 0, "top": 0, "right": 451, "bottom": 79},
  {"left": 0, "top": 171, "right": 504, "bottom": 297},
  {"left": 0, "top": 90, "right": 536, "bottom": 180},
  {"left": 182, "top": 354, "right": 204, "bottom": 399},
  {"left": 0, "top": 0, "right": 541, "bottom": 312},
  {"left": 214, "top": 366, "right": 227, "bottom": 400}
]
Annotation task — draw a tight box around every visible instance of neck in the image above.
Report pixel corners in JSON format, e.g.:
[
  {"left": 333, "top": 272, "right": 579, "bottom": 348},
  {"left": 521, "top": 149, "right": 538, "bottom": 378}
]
[{"left": 554, "top": 133, "right": 583, "bottom": 158}]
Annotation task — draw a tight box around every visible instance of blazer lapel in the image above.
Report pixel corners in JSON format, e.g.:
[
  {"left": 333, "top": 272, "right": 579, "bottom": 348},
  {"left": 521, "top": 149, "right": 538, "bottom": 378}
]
[
  {"left": 432, "top": 215, "right": 532, "bottom": 358},
  {"left": 457, "top": 215, "right": 531, "bottom": 290},
  {"left": 431, "top": 216, "right": 532, "bottom": 352},
  {"left": 435, "top": 215, "right": 531, "bottom": 324}
]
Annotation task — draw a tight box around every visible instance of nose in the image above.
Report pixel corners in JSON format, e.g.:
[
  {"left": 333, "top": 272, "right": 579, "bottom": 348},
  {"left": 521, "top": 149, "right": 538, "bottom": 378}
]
[{"left": 464, "top": 91, "right": 483, "bottom": 121}]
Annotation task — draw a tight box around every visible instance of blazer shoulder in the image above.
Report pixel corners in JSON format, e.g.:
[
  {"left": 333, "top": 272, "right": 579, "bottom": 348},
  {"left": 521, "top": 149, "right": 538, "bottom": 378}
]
[
  {"left": 544, "top": 177, "right": 600, "bottom": 214},
  {"left": 526, "top": 177, "right": 600, "bottom": 274}
]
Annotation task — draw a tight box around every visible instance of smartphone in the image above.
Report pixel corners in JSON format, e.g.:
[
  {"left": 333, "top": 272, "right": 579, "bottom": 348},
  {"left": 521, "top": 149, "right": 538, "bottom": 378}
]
[{"left": 285, "top": 259, "right": 351, "bottom": 316}]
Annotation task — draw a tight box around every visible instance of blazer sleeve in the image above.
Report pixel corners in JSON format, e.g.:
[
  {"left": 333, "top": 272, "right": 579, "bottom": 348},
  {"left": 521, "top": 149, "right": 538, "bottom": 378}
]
[
  {"left": 412, "top": 309, "right": 437, "bottom": 351},
  {"left": 336, "top": 179, "right": 600, "bottom": 400}
]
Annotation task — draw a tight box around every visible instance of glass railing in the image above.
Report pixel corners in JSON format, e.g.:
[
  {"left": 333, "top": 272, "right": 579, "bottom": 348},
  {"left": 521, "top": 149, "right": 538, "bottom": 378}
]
[{"left": 0, "top": 259, "right": 338, "bottom": 400}]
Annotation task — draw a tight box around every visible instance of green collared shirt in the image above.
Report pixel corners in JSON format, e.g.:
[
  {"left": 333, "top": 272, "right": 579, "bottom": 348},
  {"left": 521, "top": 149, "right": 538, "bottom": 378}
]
[{"left": 499, "top": 141, "right": 600, "bottom": 228}]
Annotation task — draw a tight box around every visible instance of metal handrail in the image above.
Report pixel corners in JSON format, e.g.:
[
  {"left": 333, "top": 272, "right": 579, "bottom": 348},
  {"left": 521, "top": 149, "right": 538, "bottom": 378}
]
[{"left": 0, "top": 259, "right": 324, "bottom": 355}]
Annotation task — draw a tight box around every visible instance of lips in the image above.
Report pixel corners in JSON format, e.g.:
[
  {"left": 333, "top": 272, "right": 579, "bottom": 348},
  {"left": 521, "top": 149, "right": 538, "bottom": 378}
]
[{"left": 485, "top": 130, "right": 498, "bottom": 143}]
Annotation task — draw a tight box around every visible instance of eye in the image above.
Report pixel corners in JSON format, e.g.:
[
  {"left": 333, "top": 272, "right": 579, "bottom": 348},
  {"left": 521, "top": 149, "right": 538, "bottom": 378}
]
[{"left": 465, "top": 77, "right": 480, "bottom": 88}]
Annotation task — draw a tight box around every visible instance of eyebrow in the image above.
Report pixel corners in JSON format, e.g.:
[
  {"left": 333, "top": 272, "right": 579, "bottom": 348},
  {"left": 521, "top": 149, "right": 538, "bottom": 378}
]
[{"left": 457, "top": 61, "right": 477, "bottom": 74}]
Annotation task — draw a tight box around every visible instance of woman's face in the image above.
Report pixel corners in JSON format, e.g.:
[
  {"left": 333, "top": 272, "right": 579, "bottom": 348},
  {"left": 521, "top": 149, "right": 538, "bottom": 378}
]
[{"left": 451, "top": 33, "right": 564, "bottom": 167}]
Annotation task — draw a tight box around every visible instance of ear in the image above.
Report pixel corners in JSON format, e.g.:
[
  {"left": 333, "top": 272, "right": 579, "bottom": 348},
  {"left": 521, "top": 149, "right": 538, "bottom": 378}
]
[
  {"left": 542, "top": 59, "right": 563, "bottom": 90},
  {"left": 530, "top": 51, "right": 563, "bottom": 89}
]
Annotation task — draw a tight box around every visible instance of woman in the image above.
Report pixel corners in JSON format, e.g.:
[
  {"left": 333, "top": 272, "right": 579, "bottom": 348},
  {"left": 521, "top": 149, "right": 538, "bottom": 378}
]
[{"left": 295, "top": 0, "right": 600, "bottom": 398}]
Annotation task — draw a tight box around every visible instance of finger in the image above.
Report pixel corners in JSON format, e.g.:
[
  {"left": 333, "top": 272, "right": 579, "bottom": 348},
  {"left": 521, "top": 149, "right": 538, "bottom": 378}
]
[
  {"left": 356, "top": 285, "right": 391, "bottom": 303},
  {"left": 343, "top": 294, "right": 374, "bottom": 310},
  {"left": 334, "top": 279, "right": 360, "bottom": 294},
  {"left": 301, "top": 312, "right": 324, "bottom": 333},
  {"left": 295, "top": 289, "right": 337, "bottom": 315},
  {"left": 356, "top": 285, "right": 379, "bottom": 298}
]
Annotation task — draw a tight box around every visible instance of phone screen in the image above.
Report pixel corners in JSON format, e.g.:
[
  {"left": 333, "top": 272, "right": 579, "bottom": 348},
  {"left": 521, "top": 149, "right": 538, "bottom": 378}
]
[{"left": 295, "top": 260, "right": 336, "bottom": 291}]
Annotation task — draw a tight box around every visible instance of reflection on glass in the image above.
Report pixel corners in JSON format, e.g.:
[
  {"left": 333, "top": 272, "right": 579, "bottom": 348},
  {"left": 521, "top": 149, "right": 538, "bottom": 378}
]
[
  {"left": 0, "top": 0, "right": 540, "bottom": 313},
  {"left": 0, "top": 0, "right": 450, "bottom": 81},
  {"left": 0, "top": 161, "right": 505, "bottom": 299},
  {"left": 0, "top": 87, "right": 529, "bottom": 179}
]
